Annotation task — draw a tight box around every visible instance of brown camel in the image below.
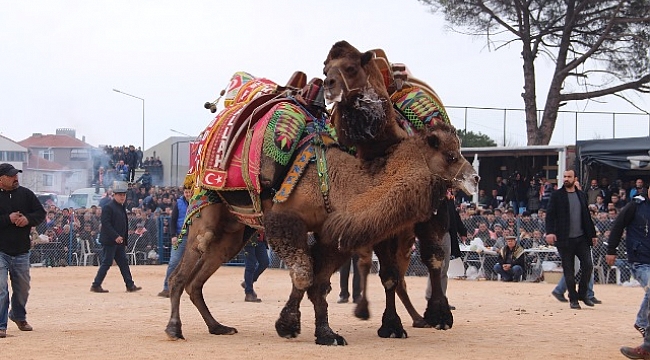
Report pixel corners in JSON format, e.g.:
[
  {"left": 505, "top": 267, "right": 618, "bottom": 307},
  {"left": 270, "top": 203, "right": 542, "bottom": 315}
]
[
  {"left": 164, "top": 89, "right": 477, "bottom": 344},
  {"left": 322, "top": 40, "right": 476, "bottom": 331}
]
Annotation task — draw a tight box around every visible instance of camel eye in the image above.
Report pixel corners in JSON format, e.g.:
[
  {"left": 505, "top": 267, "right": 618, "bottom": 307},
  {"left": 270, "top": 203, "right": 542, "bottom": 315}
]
[{"left": 447, "top": 152, "right": 458, "bottom": 164}]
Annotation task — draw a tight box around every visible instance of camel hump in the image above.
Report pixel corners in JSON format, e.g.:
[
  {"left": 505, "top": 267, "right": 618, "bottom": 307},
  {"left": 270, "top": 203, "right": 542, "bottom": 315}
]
[
  {"left": 391, "top": 78, "right": 451, "bottom": 133},
  {"left": 285, "top": 71, "right": 307, "bottom": 90},
  {"left": 223, "top": 71, "right": 279, "bottom": 108}
]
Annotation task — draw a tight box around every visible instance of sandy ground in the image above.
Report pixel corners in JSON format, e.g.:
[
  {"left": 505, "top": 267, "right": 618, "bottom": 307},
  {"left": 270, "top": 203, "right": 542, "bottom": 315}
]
[{"left": 0, "top": 265, "right": 644, "bottom": 359}]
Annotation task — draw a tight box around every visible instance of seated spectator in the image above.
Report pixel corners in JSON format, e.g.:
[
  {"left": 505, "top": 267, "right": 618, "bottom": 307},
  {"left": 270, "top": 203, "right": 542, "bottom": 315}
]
[{"left": 493, "top": 236, "right": 526, "bottom": 282}]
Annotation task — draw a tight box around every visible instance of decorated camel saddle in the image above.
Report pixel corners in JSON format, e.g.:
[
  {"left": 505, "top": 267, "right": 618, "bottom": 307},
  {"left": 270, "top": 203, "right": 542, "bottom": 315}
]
[
  {"left": 183, "top": 71, "right": 332, "bottom": 229},
  {"left": 371, "top": 48, "right": 451, "bottom": 134}
]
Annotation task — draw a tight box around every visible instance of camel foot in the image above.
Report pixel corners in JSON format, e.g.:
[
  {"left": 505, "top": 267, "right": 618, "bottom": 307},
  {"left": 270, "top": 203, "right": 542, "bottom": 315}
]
[
  {"left": 165, "top": 323, "right": 185, "bottom": 341},
  {"left": 423, "top": 298, "right": 453, "bottom": 330},
  {"left": 354, "top": 299, "right": 370, "bottom": 320},
  {"left": 377, "top": 313, "right": 408, "bottom": 339},
  {"left": 209, "top": 324, "right": 238, "bottom": 335},
  {"left": 275, "top": 307, "right": 301, "bottom": 338},
  {"left": 315, "top": 329, "right": 347, "bottom": 346},
  {"left": 412, "top": 317, "right": 432, "bottom": 328}
]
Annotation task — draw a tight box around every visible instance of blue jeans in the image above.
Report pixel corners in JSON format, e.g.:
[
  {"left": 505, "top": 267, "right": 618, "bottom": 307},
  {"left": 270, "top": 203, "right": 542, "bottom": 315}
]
[
  {"left": 243, "top": 243, "right": 269, "bottom": 295},
  {"left": 553, "top": 272, "right": 595, "bottom": 299},
  {"left": 493, "top": 263, "right": 524, "bottom": 282},
  {"left": 92, "top": 244, "right": 135, "bottom": 288},
  {"left": 631, "top": 263, "right": 650, "bottom": 350},
  {"left": 162, "top": 239, "right": 186, "bottom": 291},
  {"left": 0, "top": 252, "right": 31, "bottom": 330}
]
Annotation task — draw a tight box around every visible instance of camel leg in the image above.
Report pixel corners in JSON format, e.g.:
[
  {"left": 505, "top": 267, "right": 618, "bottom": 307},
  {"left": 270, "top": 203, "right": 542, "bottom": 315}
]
[
  {"left": 308, "top": 241, "right": 348, "bottom": 345},
  {"left": 353, "top": 247, "right": 372, "bottom": 320},
  {"left": 165, "top": 204, "right": 245, "bottom": 340},
  {"left": 275, "top": 285, "right": 305, "bottom": 338},
  {"left": 415, "top": 212, "right": 453, "bottom": 330},
  {"left": 264, "top": 210, "right": 313, "bottom": 290},
  {"left": 393, "top": 234, "right": 430, "bottom": 328},
  {"left": 373, "top": 238, "right": 408, "bottom": 339},
  {"left": 187, "top": 228, "right": 246, "bottom": 336}
]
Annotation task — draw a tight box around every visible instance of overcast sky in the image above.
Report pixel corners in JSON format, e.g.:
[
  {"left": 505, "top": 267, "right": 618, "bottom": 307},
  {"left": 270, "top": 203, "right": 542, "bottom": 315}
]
[{"left": 1, "top": 0, "right": 648, "bottom": 149}]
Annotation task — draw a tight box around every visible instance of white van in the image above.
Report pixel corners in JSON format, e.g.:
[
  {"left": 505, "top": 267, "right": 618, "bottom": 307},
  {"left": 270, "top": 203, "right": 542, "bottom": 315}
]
[{"left": 67, "top": 188, "right": 106, "bottom": 209}]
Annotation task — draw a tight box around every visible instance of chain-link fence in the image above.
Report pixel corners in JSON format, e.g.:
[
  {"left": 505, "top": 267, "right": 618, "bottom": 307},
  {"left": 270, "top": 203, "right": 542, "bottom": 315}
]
[
  {"left": 29, "top": 210, "right": 172, "bottom": 267},
  {"left": 28, "top": 203, "right": 629, "bottom": 284},
  {"left": 405, "top": 208, "right": 628, "bottom": 283}
]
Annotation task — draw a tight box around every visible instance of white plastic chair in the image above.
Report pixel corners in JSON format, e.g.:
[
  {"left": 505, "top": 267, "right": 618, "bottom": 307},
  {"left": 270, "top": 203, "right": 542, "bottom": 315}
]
[
  {"left": 126, "top": 236, "right": 146, "bottom": 265},
  {"left": 82, "top": 239, "right": 97, "bottom": 266}
]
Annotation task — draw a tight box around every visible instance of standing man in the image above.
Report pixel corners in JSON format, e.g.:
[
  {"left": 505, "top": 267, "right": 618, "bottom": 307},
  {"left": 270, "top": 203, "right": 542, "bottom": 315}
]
[
  {"left": 606, "top": 190, "right": 650, "bottom": 359},
  {"left": 425, "top": 189, "right": 467, "bottom": 310},
  {"left": 90, "top": 181, "right": 141, "bottom": 293},
  {"left": 241, "top": 230, "right": 269, "bottom": 302},
  {"left": 158, "top": 186, "right": 192, "bottom": 298},
  {"left": 337, "top": 255, "right": 361, "bottom": 304},
  {"left": 0, "top": 163, "right": 46, "bottom": 338},
  {"left": 545, "top": 170, "right": 598, "bottom": 309}
]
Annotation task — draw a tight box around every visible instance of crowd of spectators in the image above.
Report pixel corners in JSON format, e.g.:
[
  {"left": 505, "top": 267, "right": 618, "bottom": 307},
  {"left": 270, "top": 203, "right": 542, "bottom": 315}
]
[
  {"left": 92, "top": 145, "right": 163, "bottom": 188},
  {"left": 441, "top": 174, "right": 649, "bottom": 283},
  {"left": 28, "top": 183, "right": 181, "bottom": 267}
]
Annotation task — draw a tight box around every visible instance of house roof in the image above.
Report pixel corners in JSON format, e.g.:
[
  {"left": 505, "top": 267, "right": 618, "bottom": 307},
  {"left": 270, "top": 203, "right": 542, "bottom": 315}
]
[
  {"left": 18, "top": 134, "right": 91, "bottom": 149},
  {"left": 0, "top": 134, "right": 28, "bottom": 151},
  {"left": 26, "top": 154, "right": 69, "bottom": 171}
]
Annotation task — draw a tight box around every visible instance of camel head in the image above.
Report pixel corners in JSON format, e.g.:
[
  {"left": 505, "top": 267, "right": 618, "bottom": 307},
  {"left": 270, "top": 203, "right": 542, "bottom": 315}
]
[
  {"left": 421, "top": 122, "right": 479, "bottom": 196},
  {"left": 323, "top": 41, "right": 390, "bottom": 104},
  {"left": 323, "top": 41, "right": 401, "bottom": 150}
]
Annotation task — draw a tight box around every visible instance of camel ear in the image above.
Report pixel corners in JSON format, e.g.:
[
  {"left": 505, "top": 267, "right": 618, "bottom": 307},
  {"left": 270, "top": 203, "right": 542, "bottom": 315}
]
[
  {"left": 427, "top": 134, "right": 440, "bottom": 149},
  {"left": 361, "top": 51, "right": 375, "bottom": 66}
]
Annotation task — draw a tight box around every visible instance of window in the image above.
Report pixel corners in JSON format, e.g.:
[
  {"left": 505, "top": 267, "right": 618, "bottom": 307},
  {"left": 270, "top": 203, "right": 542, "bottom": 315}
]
[
  {"left": 42, "top": 174, "right": 53, "bottom": 186},
  {"left": 70, "top": 149, "right": 89, "bottom": 160},
  {"left": 39, "top": 149, "right": 53, "bottom": 161}
]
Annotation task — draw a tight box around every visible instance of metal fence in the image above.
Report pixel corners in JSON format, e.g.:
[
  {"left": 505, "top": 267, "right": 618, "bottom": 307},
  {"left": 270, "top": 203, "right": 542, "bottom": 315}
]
[
  {"left": 446, "top": 106, "right": 650, "bottom": 146},
  {"left": 28, "top": 205, "right": 629, "bottom": 285}
]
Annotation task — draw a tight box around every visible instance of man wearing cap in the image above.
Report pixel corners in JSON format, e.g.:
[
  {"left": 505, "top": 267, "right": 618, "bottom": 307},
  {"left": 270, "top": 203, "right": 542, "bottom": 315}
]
[
  {"left": 493, "top": 236, "right": 526, "bottom": 282},
  {"left": 0, "top": 163, "right": 46, "bottom": 338},
  {"left": 90, "top": 181, "right": 141, "bottom": 293}
]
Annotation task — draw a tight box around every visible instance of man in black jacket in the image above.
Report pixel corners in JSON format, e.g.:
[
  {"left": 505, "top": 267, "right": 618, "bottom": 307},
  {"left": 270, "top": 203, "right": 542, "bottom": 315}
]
[
  {"left": 90, "top": 181, "right": 141, "bottom": 293},
  {"left": 0, "top": 163, "right": 46, "bottom": 338},
  {"left": 606, "top": 190, "right": 650, "bottom": 359},
  {"left": 425, "top": 190, "right": 467, "bottom": 309},
  {"left": 545, "top": 170, "right": 598, "bottom": 309}
]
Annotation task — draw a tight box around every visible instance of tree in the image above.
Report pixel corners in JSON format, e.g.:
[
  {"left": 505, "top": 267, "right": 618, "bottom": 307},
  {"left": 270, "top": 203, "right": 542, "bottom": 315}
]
[
  {"left": 457, "top": 129, "right": 497, "bottom": 147},
  {"left": 419, "top": 0, "right": 650, "bottom": 145}
]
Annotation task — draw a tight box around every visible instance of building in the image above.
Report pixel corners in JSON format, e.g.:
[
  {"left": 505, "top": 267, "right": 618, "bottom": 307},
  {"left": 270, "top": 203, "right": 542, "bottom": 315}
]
[
  {"left": 144, "top": 135, "right": 193, "bottom": 187},
  {"left": 18, "top": 128, "right": 94, "bottom": 194},
  {"left": 0, "top": 134, "right": 28, "bottom": 171}
]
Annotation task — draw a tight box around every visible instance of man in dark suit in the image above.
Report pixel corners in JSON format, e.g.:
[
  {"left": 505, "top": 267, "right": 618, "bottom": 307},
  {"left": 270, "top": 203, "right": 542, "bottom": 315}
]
[
  {"left": 545, "top": 170, "right": 597, "bottom": 309},
  {"left": 90, "top": 181, "right": 141, "bottom": 293}
]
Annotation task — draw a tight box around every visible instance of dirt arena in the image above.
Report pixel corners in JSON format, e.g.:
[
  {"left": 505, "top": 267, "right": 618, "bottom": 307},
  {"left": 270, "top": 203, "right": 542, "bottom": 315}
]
[{"left": 1, "top": 265, "right": 643, "bottom": 359}]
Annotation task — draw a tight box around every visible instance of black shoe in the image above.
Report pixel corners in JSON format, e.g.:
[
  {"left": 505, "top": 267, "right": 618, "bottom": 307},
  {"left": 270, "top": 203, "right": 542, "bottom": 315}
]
[
  {"left": 449, "top": 305, "right": 456, "bottom": 311},
  {"left": 635, "top": 324, "right": 647, "bottom": 338},
  {"left": 551, "top": 291, "right": 568, "bottom": 303},
  {"left": 126, "top": 285, "right": 142, "bottom": 292},
  {"left": 590, "top": 297, "right": 602, "bottom": 304},
  {"left": 570, "top": 301, "right": 581, "bottom": 309},
  {"left": 580, "top": 298, "right": 595, "bottom": 307},
  {"left": 90, "top": 285, "right": 108, "bottom": 293},
  {"left": 337, "top": 296, "right": 349, "bottom": 304}
]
